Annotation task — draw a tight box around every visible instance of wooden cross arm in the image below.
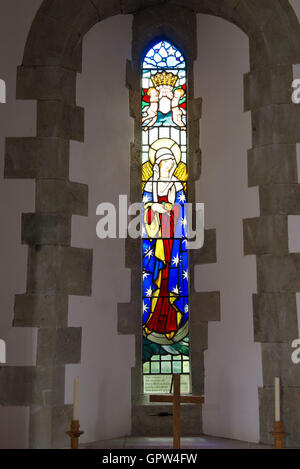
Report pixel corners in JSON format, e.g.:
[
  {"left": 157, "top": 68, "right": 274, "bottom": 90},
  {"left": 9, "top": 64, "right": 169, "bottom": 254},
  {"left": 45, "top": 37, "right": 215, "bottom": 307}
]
[
  {"left": 150, "top": 394, "right": 204, "bottom": 404},
  {"left": 150, "top": 395, "right": 173, "bottom": 403},
  {"left": 180, "top": 395, "right": 204, "bottom": 404}
]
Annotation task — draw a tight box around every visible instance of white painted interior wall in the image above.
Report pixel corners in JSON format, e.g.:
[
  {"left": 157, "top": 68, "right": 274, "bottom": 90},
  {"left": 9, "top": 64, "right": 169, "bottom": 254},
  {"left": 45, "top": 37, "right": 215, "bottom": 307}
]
[
  {"left": 195, "top": 15, "right": 262, "bottom": 443},
  {"left": 0, "top": 0, "right": 299, "bottom": 448},
  {"left": 66, "top": 15, "right": 134, "bottom": 444}
]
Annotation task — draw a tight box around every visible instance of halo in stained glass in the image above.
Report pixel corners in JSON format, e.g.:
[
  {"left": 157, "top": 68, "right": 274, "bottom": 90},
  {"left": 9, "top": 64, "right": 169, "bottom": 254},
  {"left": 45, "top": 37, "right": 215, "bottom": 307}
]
[{"left": 142, "top": 40, "right": 185, "bottom": 69}]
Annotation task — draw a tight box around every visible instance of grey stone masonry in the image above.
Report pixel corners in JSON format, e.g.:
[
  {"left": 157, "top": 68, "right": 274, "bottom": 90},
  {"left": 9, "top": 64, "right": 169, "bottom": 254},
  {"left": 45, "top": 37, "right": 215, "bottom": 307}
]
[
  {"left": 37, "top": 101, "right": 84, "bottom": 141},
  {"left": 259, "top": 386, "right": 300, "bottom": 448},
  {"left": 3, "top": 0, "right": 94, "bottom": 449},
  {"left": 17, "top": 66, "right": 77, "bottom": 105},
  {"left": 3, "top": 0, "right": 300, "bottom": 448},
  {"left": 13, "top": 294, "right": 68, "bottom": 328},
  {"left": 21, "top": 213, "right": 71, "bottom": 247},
  {"left": 131, "top": 403, "right": 202, "bottom": 437},
  {"left": 243, "top": 216, "right": 288, "bottom": 256},
  {"left": 5, "top": 137, "right": 70, "bottom": 180},
  {"left": 253, "top": 293, "right": 298, "bottom": 343},
  {"left": 248, "top": 144, "right": 298, "bottom": 187},
  {"left": 241, "top": 2, "right": 300, "bottom": 446}
]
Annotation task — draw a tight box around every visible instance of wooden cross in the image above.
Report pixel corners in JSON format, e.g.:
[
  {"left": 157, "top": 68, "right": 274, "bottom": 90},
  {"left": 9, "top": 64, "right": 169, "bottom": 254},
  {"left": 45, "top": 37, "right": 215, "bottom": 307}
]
[{"left": 149, "top": 373, "right": 204, "bottom": 449}]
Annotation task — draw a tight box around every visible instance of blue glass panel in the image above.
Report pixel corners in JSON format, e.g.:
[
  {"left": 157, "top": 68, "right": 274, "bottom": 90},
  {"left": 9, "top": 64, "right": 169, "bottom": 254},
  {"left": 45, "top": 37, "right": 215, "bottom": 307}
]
[
  {"left": 143, "top": 41, "right": 186, "bottom": 69},
  {"left": 141, "top": 39, "right": 189, "bottom": 394}
]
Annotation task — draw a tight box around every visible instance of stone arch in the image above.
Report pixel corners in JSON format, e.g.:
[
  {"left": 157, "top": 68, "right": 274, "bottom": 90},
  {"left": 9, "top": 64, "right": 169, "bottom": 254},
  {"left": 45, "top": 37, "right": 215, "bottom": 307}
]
[{"left": 2, "top": 0, "right": 300, "bottom": 448}]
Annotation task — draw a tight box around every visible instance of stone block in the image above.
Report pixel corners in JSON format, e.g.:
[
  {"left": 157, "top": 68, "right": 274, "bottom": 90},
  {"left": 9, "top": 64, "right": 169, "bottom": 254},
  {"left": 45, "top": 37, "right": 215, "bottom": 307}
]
[
  {"left": 36, "top": 328, "right": 82, "bottom": 366},
  {"left": 248, "top": 34, "right": 268, "bottom": 71},
  {"left": 253, "top": 293, "right": 298, "bottom": 343},
  {"left": 131, "top": 361, "right": 142, "bottom": 402},
  {"left": 29, "top": 404, "right": 72, "bottom": 449},
  {"left": 188, "top": 114, "right": 200, "bottom": 154},
  {"left": 190, "top": 291, "right": 220, "bottom": 322},
  {"left": 123, "top": 0, "right": 165, "bottom": 14},
  {"left": 190, "top": 97, "right": 202, "bottom": 121},
  {"left": 233, "top": 1, "right": 300, "bottom": 65},
  {"left": 130, "top": 268, "right": 141, "bottom": 301},
  {"left": 62, "top": 247, "right": 93, "bottom": 296},
  {"left": 13, "top": 293, "right": 68, "bottom": 328},
  {"left": 190, "top": 351, "right": 205, "bottom": 394},
  {"left": 34, "top": 365, "right": 66, "bottom": 407},
  {"left": 248, "top": 144, "right": 297, "bottom": 187},
  {"left": 171, "top": 0, "right": 240, "bottom": 22},
  {"left": 191, "top": 229, "right": 217, "bottom": 265},
  {"left": 17, "top": 66, "right": 76, "bottom": 105},
  {"left": 259, "top": 10, "right": 300, "bottom": 66},
  {"left": 252, "top": 104, "right": 300, "bottom": 147},
  {"left": 129, "top": 89, "right": 140, "bottom": 120},
  {"left": 36, "top": 180, "right": 88, "bottom": 216},
  {"left": 190, "top": 322, "right": 207, "bottom": 350},
  {"left": 125, "top": 237, "right": 140, "bottom": 269},
  {"left": 257, "top": 254, "right": 300, "bottom": 292},
  {"left": 23, "top": 0, "right": 99, "bottom": 71},
  {"left": 229, "top": 1, "right": 262, "bottom": 37},
  {"left": 132, "top": 5, "right": 197, "bottom": 65},
  {"left": 130, "top": 143, "right": 142, "bottom": 202},
  {"left": 39, "top": 0, "right": 95, "bottom": 23},
  {"left": 243, "top": 215, "right": 288, "bottom": 255},
  {"left": 0, "top": 366, "right": 35, "bottom": 406},
  {"left": 259, "top": 386, "right": 300, "bottom": 447},
  {"left": 258, "top": 386, "right": 276, "bottom": 446},
  {"left": 5, "top": 137, "right": 69, "bottom": 180},
  {"left": 132, "top": 402, "right": 202, "bottom": 436},
  {"left": 92, "top": 0, "right": 122, "bottom": 18},
  {"left": 37, "top": 101, "right": 84, "bottom": 141},
  {"left": 27, "top": 246, "right": 93, "bottom": 296},
  {"left": 189, "top": 148, "right": 202, "bottom": 183},
  {"left": 118, "top": 301, "right": 140, "bottom": 335},
  {"left": 259, "top": 184, "right": 300, "bottom": 216},
  {"left": 261, "top": 343, "right": 300, "bottom": 386},
  {"left": 22, "top": 213, "right": 71, "bottom": 246},
  {"left": 244, "top": 65, "right": 293, "bottom": 111},
  {"left": 126, "top": 59, "right": 139, "bottom": 91},
  {"left": 187, "top": 180, "right": 196, "bottom": 205},
  {"left": 61, "top": 247, "right": 93, "bottom": 296},
  {"left": 0, "top": 365, "right": 65, "bottom": 407}
]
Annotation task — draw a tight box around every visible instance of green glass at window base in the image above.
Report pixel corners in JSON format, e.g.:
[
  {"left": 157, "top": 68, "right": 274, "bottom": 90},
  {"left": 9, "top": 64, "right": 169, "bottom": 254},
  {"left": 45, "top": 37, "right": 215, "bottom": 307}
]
[
  {"left": 173, "top": 355, "right": 181, "bottom": 361},
  {"left": 161, "top": 361, "right": 172, "bottom": 374},
  {"left": 172, "top": 361, "right": 182, "bottom": 373},
  {"left": 151, "top": 355, "right": 160, "bottom": 361},
  {"left": 151, "top": 362, "right": 160, "bottom": 373},
  {"left": 183, "top": 361, "right": 190, "bottom": 373},
  {"left": 161, "top": 354, "right": 172, "bottom": 361}
]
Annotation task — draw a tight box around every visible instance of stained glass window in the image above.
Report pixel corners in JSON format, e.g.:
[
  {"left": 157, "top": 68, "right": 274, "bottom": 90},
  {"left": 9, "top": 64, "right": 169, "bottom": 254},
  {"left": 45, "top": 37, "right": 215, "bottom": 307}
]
[{"left": 141, "top": 41, "right": 190, "bottom": 394}]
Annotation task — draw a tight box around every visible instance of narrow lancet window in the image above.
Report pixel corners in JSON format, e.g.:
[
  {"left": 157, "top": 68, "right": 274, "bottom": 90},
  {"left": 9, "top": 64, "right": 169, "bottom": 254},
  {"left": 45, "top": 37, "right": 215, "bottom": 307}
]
[{"left": 141, "top": 40, "right": 190, "bottom": 394}]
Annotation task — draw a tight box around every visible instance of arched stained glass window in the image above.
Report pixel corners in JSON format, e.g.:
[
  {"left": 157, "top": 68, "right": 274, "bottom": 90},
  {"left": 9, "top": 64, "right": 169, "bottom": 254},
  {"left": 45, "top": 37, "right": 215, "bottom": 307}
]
[{"left": 141, "top": 40, "right": 190, "bottom": 394}]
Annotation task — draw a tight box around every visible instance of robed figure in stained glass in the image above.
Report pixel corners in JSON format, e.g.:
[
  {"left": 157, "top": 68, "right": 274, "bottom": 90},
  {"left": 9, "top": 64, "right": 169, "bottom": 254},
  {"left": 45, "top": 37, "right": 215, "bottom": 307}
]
[
  {"left": 142, "top": 138, "right": 188, "bottom": 342},
  {"left": 142, "top": 40, "right": 190, "bottom": 392}
]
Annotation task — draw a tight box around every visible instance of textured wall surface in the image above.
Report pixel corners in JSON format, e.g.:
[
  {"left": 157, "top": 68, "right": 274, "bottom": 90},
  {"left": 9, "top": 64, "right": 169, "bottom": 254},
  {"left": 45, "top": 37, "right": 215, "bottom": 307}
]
[
  {"left": 66, "top": 15, "right": 134, "bottom": 445},
  {"left": 1, "top": 0, "right": 300, "bottom": 448},
  {"left": 0, "top": 0, "right": 42, "bottom": 449},
  {"left": 194, "top": 15, "right": 262, "bottom": 443}
]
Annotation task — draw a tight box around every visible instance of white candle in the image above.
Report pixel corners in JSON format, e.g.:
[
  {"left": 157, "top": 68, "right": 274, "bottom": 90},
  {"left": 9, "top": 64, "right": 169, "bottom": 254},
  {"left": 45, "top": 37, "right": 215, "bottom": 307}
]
[
  {"left": 73, "top": 377, "right": 79, "bottom": 421},
  {"left": 274, "top": 377, "right": 280, "bottom": 422}
]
